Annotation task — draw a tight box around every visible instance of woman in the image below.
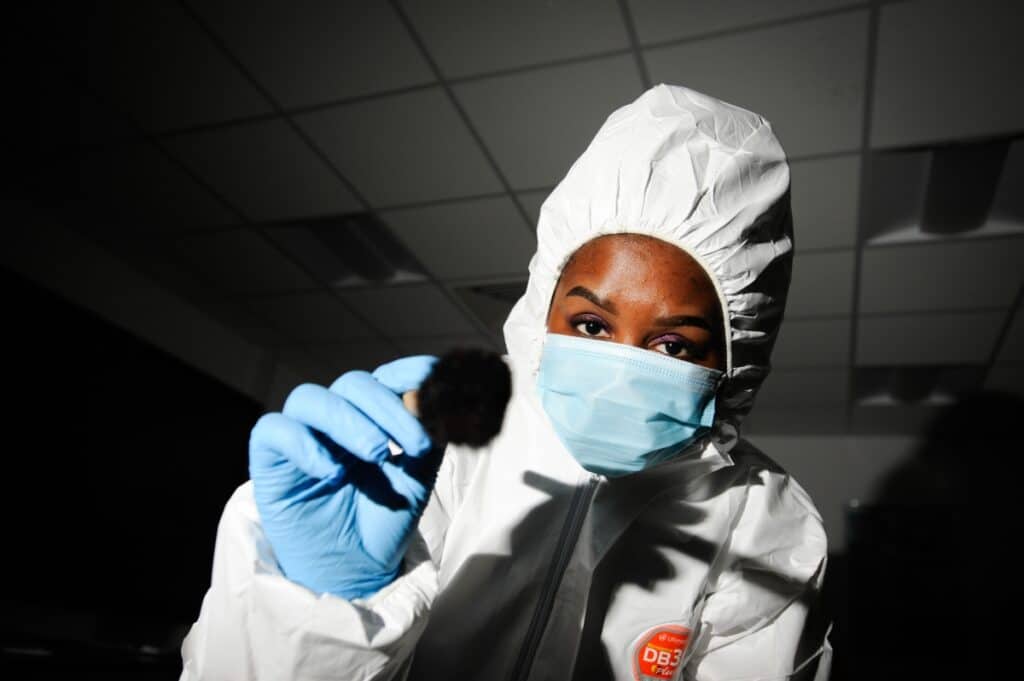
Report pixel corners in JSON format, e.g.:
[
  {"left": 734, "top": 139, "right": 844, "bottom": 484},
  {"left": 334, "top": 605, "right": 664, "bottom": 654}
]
[{"left": 180, "top": 84, "right": 830, "bottom": 681}]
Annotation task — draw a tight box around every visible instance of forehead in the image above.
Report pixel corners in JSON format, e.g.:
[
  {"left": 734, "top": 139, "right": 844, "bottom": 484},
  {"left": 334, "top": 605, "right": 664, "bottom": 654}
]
[{"left": 559, "top": 234, "right": 716, "bottom": 295}]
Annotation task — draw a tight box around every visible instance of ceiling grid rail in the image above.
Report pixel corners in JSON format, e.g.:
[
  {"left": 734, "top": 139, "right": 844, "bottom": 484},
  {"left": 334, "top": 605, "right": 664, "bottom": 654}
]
[{"left": 845, "top": 0, "right": 883, "bottom": 427}]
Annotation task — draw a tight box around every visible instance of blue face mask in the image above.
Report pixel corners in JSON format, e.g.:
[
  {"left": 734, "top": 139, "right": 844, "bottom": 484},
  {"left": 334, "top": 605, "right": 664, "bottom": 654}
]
[{"left": 536, "top": 333, "right": 722, "bottom": 477}]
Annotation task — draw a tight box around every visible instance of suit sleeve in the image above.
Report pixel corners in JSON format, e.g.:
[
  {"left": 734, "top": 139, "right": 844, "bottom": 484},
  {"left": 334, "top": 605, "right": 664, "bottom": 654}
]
[
  {"left": 178, "top": 481, "right": 445, "bottom": 681},
  {"left": 685, "top": 470, "right": 832, "bottom": 681}
]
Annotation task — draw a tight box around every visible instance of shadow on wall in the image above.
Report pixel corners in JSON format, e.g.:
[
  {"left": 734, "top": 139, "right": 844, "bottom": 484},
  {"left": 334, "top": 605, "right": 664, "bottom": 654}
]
[{"left": 841, "top": 389, "right": 1015, "bottom": 681}]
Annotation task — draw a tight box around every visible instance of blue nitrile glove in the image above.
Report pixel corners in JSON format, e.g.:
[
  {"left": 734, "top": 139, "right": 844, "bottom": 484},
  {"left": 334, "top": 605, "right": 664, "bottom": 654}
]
[{"left": 249, "top": 355, "right": 440, "bottom": 600}]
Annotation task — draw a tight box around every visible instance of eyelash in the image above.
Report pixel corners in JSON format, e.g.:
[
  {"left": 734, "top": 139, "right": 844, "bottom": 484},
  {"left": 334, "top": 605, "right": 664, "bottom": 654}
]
[
  {"left": 569, "top": 314, "right": 696, "bottom": 358},
  {"left": 572, "top": 314, "right": 609, "bottom": 338},
  {"left": 654, "top": 338, "right": 692, "bottom": 358}
]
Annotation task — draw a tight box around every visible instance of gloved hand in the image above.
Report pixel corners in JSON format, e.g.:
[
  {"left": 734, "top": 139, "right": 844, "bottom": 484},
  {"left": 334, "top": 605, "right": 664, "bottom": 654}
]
[{"left": 249, "top": 355, "right": 440, "bottom": 600}]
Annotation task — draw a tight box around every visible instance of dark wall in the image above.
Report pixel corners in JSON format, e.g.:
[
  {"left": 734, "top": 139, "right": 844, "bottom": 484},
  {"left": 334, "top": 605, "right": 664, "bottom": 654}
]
[{"left": 0, "top": 265, "right": 260, "bottom": 676}]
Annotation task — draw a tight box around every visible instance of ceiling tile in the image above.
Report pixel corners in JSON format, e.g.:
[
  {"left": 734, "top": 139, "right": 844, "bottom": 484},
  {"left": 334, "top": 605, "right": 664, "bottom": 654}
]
[
  {"left": 871, "top": 0, "right": 1024, "bottom": 148},
  {"left": 628, "top": 0, "right": 857, "bottom": 44},
  {"left": 248, "top": 292, "right": 375, "bottom": 342},
  {"left": 789, "top": 154, "right": 860, "bottom": 251},
  {"left": 995, "top": 305, "right": 1024, "bottom": 363},
  {"left": 275, "top": 346, "right": 337, "bottom": 386},
  {"left": 193, "top": 1, "right": 433, "bottom": 108},
  {"left": 198, "top": 299, "right": 289, "bottom": 347},
  {"left": 394, "top": 334, "right": 498, "bottom": 357},
  {"left": 859, "top": 239, "right": 1024, "bottom": 314},
  {"left": 451, "top": 281, "right": 527, "bottom": 339},
  {"left": 645, "top": 11, "right": 867, "bottom": 157},
  {"left": 295, "top": 88, "right": 502, "bottom": 207},
  {"left": 517, "top": 190, "right": 550, "bottom": 227},
  {"left": 856, "top": 311, "right": 1005, "bottom": 366},
  {"left": 307, "top": 341, "right": 404, "bottom": 376},
  {"left": 73, "top": 144, "right": 239, "bottom": 235},
  {"left": 402, "top": 0, "right": 629, "bottom": 79},
  {"left": 454, "top": 56, "right": 644, "bottom": 190},
  {"left": 382, "top": 197, "right": 535, "bottom": 280},
  {"left": 772, "top": 318, "right": 851, "bottom": 368},
  {"left": 174, "top": 229, "right": 317, "bottom": 294},
  {"left": 336, "top": 284, "right": 478, "bottom": 337},
  {"left": 165, "top": 118, "right": 360, "bottom": 221},
  {"left": 263, "top": 225, "right": 356, "bottom": 287},
  {"left": 99, "top": 235, "right": 212, "bottom": 302},
  {"left": 83, "top": 0, "right": 271, "bottom": 132},
  {"left": 786, "top": 250, "right": 855, "bottom": 318},
  {"left": 756, "top": 368, "right": 849, "bottom": 407},
  {"left": 266, "top": 215, "right": 429, "bottom": 288}
]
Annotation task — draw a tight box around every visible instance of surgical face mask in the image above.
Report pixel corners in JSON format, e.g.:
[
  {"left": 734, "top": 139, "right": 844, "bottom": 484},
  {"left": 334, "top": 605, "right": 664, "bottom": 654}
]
[{"left": 536, "top": 333, "right": 722, "bottom": 477}]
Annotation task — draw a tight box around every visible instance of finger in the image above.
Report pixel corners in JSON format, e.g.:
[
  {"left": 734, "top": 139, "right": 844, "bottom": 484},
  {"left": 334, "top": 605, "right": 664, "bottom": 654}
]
[
  {"left": 371, "top": 355, "right": 437, "bottom": 394},
  {"left": 330, "top": 371, "right": 432, "bottom": 459},
  {"left": 356, "top": 448, "right": 444, "bottom": 564},
  {"left": 282, "top": 383, "right": 391, "bottom": 463},
  {"left": 249, "top": 412, "right": 344, "bottom": 483}
]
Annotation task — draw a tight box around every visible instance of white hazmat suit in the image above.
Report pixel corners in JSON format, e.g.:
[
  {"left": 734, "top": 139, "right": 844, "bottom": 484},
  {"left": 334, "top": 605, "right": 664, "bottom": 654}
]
[{"left": 180, "top": 84, "right": 831, "bottom": 681}]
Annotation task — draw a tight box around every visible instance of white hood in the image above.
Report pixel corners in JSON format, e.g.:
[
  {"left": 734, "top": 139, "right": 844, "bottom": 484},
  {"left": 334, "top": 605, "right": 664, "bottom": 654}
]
[{"left": 504, "top": 83, "right": 793, "bottom": 438}]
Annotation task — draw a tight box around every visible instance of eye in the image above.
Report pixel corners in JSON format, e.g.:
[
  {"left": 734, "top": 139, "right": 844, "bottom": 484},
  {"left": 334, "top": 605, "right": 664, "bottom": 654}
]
[
  {"left": 573, "top": 318, "right": 610, "bottom": 338},
  {"left": 652, "top": 339, "right": 691, "bottom": 358}
]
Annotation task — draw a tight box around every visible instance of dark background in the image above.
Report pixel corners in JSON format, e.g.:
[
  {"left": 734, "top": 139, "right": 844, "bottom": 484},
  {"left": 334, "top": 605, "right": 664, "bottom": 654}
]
[{"left": 0, "top": 266, "right": 257, "bottom": 678}]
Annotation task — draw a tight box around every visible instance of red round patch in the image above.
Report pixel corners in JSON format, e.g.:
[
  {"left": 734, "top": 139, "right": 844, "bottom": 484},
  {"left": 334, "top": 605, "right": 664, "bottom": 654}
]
[{"left": 632, "top": 624, "right": 691, "bottom": 681}]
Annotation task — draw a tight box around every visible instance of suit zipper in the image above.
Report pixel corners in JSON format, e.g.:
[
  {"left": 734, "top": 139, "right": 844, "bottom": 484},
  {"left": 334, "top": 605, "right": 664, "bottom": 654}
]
[{"left": 508, "top": 474, "right": 599, "bottom": 681}]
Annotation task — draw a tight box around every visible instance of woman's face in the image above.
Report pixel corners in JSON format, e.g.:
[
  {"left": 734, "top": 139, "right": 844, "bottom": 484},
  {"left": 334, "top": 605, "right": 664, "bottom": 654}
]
[{"left": 545, "top": 234, "right": 726, "bottom": 371}]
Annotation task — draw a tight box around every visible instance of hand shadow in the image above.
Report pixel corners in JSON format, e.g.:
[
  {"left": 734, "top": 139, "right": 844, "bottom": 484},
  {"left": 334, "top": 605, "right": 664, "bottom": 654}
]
[
  {"left": 406, "top": 447, "right": 824, "bottom": 681},
  {"left": 573, "top": 442, "right": 827, "bottom": 680},
  {"left": 311, "top": 429, "right": 445, "bottom": 512},
  {"left": 408, "top": 471, "right": 579, "bottom": 680}
]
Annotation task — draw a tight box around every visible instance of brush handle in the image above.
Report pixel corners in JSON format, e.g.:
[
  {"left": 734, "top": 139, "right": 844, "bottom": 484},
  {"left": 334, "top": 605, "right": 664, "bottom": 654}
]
[
  {"left": 384, "top": 391, "right": 422, "bottom": 457},
  {"left": 402, "top": 390, "right": 419, "bottom": 418}
]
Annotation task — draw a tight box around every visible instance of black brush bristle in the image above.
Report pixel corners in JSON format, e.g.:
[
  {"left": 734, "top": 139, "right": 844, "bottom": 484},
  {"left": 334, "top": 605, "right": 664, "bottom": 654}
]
[{"left": 416, "top": 348, "right": 512, "bottom": 447}]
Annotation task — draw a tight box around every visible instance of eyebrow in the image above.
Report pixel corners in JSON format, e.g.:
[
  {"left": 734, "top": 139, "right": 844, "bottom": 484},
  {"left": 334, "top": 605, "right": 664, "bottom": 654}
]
[
  {"left": 565, "top": 285, "right": 712, "bottom": 331},
  {"left": 653, "top": 314, "right": 712, "bottom": 331},
  {"left": 566, "top": 286, "right": 617, "bottom": 314}
]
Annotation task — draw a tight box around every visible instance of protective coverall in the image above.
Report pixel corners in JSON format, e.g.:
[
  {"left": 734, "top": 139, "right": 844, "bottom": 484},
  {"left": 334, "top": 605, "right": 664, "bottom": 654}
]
[{"left": 180, "top": 84, "right": 831, "bottom": 681}]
